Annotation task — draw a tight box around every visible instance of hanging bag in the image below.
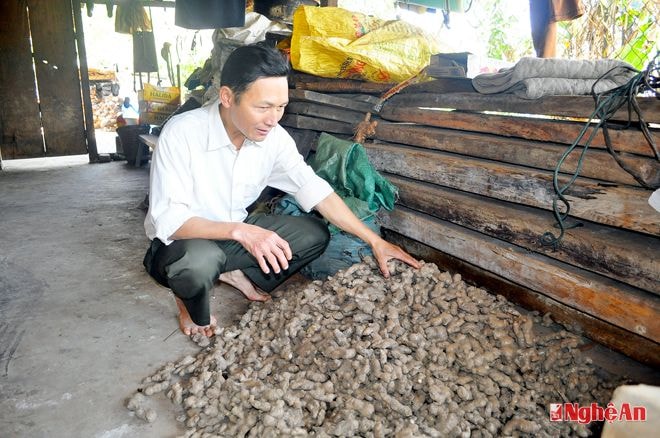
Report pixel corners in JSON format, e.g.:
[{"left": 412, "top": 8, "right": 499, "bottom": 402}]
[{"left": 133, "top": 31, "right": 159, "bottom": 73}]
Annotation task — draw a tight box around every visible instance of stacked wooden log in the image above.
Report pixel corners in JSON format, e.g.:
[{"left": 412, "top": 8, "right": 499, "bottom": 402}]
[{"left": 281, "top": 71, "right": 660, "bottom": 366}]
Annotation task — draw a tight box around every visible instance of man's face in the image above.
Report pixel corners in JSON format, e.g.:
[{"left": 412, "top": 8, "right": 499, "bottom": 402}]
[{"left": 220, "top": 76, "right": 289, "bottom": 143}]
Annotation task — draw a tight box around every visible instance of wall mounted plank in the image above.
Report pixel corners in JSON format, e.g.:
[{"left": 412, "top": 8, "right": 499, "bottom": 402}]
[
  {"left": 380, "top": 207, "right": 660, "bottom": 343},
  {"left": 387, "top": 174, "right": 660, "bottom": 294}
]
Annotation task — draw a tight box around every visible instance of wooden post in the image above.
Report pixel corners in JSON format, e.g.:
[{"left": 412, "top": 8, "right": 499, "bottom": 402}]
[
  {"left": 0, "top": 0, "right": 45, "bottom": 158},
  {"left": 72, "top": 0, "right": 98, "bottom": 162}
]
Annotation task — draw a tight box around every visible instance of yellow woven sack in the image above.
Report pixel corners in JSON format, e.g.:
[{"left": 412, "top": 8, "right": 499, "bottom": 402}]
[{"left": 291, "top": 6, "right": 439, "bottom": 83}]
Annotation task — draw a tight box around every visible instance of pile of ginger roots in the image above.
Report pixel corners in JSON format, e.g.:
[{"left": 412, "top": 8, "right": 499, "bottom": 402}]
[{"left": 127, "top": 259, "right": 617, "bottom": 437}]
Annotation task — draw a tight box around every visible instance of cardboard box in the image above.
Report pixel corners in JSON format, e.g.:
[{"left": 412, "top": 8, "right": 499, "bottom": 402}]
[
  {"left": 138, "top": 101, "right": 178, "bottom": 114},
  {"left": 138, "top": 83, "right": 180, "bottom": 106},
  {"left": 139, "top": 111, "right": 170, "bottom": 125}
]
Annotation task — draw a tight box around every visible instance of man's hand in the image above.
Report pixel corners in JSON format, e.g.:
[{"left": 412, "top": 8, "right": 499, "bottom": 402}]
[
  {"left": 371, "top": 237, "right": 421, "bottom": 278},
  {"left": 315, "top": 193, "right": 420, "bottom": 278},
  {"left": 233, "top": 223, "right": 292, "bottom": 274},
  {"left": 170, "top": 217, "right": 292, "bottom": 275}
]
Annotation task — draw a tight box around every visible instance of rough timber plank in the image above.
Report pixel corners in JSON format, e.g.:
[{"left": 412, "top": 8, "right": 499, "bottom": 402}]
[
  {"left": 284, "top": 127, "right": 319, "bottom": 158},
  {"left": 286, "top": 102, "right": 365, "bottom": 124},
  {"left": 280, "top": 114, "right": 355, "bottom": 135},
  {"left": 290, "top": 71, "right": 392, "bottom": 95},
  {"left": 380, "top": 207, "right": 660, "bottom": 344},
  {"left": 379, "top": 105, "right": 659, "bottom": 157},
  {"left": 387, "top": 174, "right": 660, "bottom": 294},
  {"left": 383, "top": 229, "right": 660, "bottom": 368},
  {"left": 385, "top": 93, "right": 660, "bottom": 123},
  {"left": 365, "top": 141, "right": 660, "bottom": 236},
  {"left": 288, "top": 89, "right": 376, "bottom": 113},
  {"left": 399, "top": 77, "right": 476, "bottom": 94},
  {"left": 374, "top": 122, "right": 645, "bottom": 186}
]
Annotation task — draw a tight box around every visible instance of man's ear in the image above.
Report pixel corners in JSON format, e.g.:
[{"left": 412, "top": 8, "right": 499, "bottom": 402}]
[{"left": 219, "top": 86, "right": 233, "bottom": 108}]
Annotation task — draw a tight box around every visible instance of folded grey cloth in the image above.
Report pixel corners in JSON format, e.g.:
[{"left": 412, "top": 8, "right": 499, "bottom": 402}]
[{"left": 472, "top": 57, "right": 637, "bottom": 99}]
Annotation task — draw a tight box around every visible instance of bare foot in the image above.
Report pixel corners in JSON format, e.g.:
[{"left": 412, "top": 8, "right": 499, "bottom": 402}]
[
  {"left": 219, "top": 270, "right": 271, "bottom": 302},
  {"left": 174, "top": 296, "right": 217, "bottom": 337}
]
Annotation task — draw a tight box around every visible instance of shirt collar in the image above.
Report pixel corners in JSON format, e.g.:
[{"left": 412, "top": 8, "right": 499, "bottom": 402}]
[{"left": 206, "top": 102, "right": 265, "bottom": 151}]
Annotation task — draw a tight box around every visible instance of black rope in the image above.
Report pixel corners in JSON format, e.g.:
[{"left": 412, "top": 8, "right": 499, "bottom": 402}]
[{"left": 541, "top": 52, "right": 660, "bottom": 249}]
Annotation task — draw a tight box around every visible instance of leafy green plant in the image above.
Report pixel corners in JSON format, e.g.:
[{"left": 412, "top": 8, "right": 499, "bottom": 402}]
[
  {"left": 471, "top": 0, "right": 533, "bottom": 62},
  {"left": 559, "top": 0, "right": 658, "bottom": 68}
]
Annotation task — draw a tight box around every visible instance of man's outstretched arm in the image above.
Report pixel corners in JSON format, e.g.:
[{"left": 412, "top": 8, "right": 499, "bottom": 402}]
[{"left": 314, "top": 192, "right": 421, "bottom": 277}]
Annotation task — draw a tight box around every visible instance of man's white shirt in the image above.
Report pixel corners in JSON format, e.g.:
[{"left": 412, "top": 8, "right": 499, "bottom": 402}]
[{"left": 145, "top": 103, "right": 333, "bottom": 245}]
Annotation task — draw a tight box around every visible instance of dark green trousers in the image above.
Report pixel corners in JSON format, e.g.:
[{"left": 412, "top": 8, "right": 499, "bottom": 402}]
[{"left": 143, "top": 214, "right": 330, "bottom": 325}]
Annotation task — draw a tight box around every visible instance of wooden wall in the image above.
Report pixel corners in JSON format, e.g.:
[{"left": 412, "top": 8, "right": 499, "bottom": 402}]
[
  {"left": 281, "top": 72, "right": 660, "bottom": 366},
  {"left": 0, "top": 0, "right": 87, "bottom": 159}
]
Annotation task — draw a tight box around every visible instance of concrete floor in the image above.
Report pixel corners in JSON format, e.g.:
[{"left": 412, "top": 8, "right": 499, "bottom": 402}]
[
  {"left": 0, "top": 155, "right": 250, "bottom": 437},
  {"left": 0, "top": 153, "right": 658, "bottom": 437}
]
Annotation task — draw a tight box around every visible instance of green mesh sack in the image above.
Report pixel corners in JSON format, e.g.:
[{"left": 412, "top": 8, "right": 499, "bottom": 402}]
[{"left": 310, "top": 132, "right": 398, "bottom": 223}]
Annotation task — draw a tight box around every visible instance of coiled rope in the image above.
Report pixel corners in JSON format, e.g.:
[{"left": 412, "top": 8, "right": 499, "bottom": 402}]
[{"left": 541, "top": 52, "right": 660, "bottom": 249}]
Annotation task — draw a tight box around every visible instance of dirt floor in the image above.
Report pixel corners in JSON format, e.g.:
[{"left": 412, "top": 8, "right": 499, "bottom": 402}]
[
  {"left": 0, "top": 155, "right": 253, "bottom": 437},
  {"left": 0, "top": 153, "right": 657, "bottom": 437}
]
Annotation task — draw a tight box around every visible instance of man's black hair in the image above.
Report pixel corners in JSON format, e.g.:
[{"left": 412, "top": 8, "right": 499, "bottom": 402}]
[{"left": 220, "top": 43, "right": 290, "bottom": 102}]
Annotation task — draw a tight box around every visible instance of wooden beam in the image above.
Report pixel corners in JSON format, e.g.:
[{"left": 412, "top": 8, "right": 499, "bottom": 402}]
[
  {"left": 291, "top": 71, "right": 393, "bottom": 95},
  {"left": 286, "top": 102, "right": 366, "bottom": 124},
  {"left": 399, "top": 77, "right": 476, "bottom": 94},
  {"left": 331, "top": 94, "right": 382, "bottom": 105},
  {"left": 379, "top": 105, "right": 659, "bottom": 157},
  {"left": 289, "top": 89, "right": 376, "bottom": 113},
  {"left": 283, "top": 127, "right": 320, "bottom": 158},
  {"left": 379, "top": 206, "right": 660, "bottom": 343},
  {"left": 73, "top": 0, "right": 98, "bottom": 162},
  {"left": 280, "top": 114, "right": 355, "bottom": 135},
  {"left": 383, "top": 229, "right": 660, "bottom": 368},
  {"left": 365, "top": 141, "right": 660, "bottom": 236},
  {"left": 386, "top": 174, "right": 660, "bottom": 294},
  {"left": 374, "top": 122, "right": 646, "bottom": 186},
  {"left": 384, "top": 93, "right": 660, "bottom": 123}
]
